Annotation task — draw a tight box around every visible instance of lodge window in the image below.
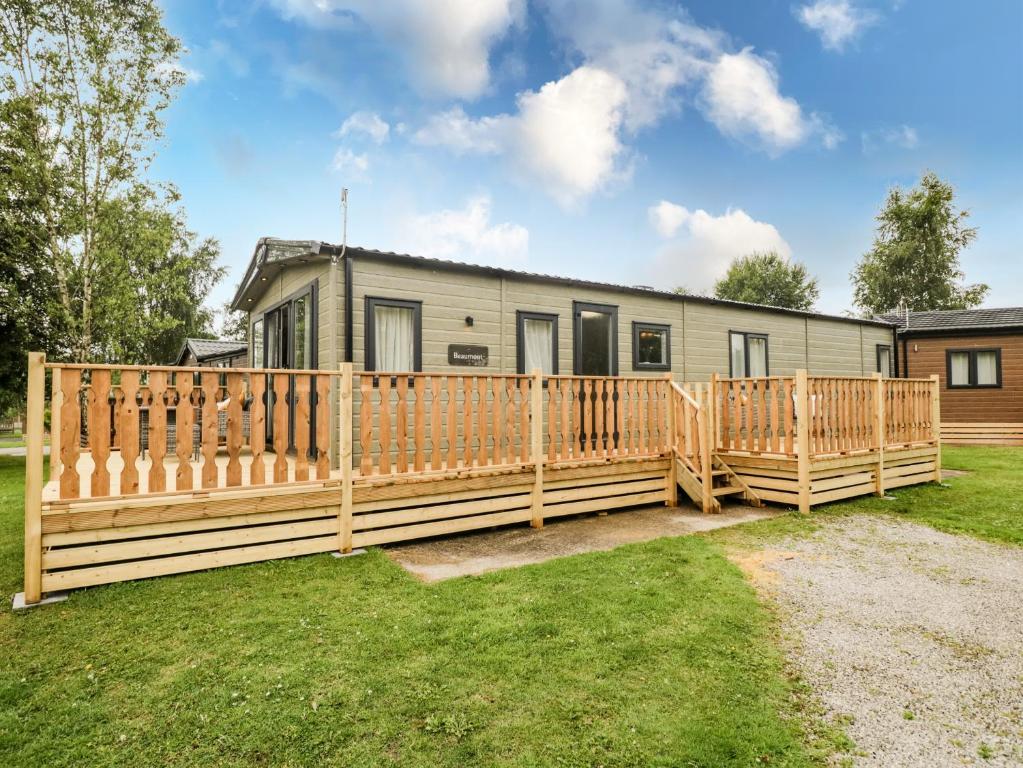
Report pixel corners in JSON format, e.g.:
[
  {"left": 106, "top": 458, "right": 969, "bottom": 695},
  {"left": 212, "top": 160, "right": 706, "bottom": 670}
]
[
  {"left": 632, "top": 322, "right": 671, "bottom": 371},
  {"left": 946, "top": 348, "right": 1001, "bottom": 388},
  {"left": 251, "top": 319, "right": 264, "bottom": 367},
  {"left": 876, "top": 344, "right": 893, "bottom": 377},
  {"left": 729, "top": 331, "right": 769, "bottom": 377},
  {"left": 365, "top": 297, "right": 422, "bottom": 372},
  {"left": 573, "top": 301, "right": 618, "bottom": 376},
  {"left": 516, "top": 311, "right": 558, "bottom": 375}
]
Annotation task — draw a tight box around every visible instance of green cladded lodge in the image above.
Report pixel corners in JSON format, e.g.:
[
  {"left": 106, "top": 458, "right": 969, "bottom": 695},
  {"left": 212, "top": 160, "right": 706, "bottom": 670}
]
[{"left": 230, "top": 237, "right": 900, "bottom": 382}]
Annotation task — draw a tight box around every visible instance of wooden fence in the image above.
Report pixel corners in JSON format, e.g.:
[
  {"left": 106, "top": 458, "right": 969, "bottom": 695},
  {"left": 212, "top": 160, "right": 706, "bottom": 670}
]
[{"left": 20, "top": 353, "right": 942, "bottom": 605}]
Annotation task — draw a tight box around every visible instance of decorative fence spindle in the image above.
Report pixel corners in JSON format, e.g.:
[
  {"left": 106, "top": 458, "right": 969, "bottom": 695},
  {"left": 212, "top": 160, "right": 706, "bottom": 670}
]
[
  {"left": 175, "top": 373, "right": 194, "bottom": 491},
  {"left": 148, "top": 372, "right": 168, "bottom": 493},
  {"left": 226, "top": 372, "right": 244, "bottom": 486},
  {"left": 59, "top": 368, "right": 81, "bottom": 499},
  {"left": 294, "top": 374, "right": 311, "bottom": 482},
  {"left": 250, "top": 374, "right": 266, "bottom": 485},
  {"left": 316, "top": 375, "right": 331, "bottom": 479},
  {"left": 202, "top": 372, "right": 221, "bottom": 488},
  {"left": 88, "top": 369, "right": 111, "bottom": 498}
]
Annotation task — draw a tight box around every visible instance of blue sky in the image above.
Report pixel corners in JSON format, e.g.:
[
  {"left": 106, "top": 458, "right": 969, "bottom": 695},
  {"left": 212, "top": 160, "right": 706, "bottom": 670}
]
[{"left": 153, "top": 0, "right": 1023, "bottom": 316}]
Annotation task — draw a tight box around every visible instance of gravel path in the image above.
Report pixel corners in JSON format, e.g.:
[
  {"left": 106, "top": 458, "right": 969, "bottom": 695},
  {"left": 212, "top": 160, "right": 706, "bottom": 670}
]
[{"left": 737, "top": 517, "right": 1023, "bottom": 767}]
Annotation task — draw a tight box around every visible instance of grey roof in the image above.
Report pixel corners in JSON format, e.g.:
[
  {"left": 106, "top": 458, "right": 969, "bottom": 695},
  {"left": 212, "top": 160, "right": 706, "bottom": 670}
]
[
  {"left": 176, "top": 337, "right": 248, "bottom": 364},
  {"left": 232, "top": 238, "right": 896, "bottom": 329},
  {"left": 879, "top": 307, "right": 1023, "bottom": 334}
]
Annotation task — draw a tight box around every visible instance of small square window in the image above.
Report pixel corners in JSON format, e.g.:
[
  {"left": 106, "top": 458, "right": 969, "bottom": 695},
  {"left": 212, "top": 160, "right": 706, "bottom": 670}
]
[
  {"left": 365, "top": 297, "right": 422, "bottom": 372},
  {"left": 632, "top": 322, "right": 671, "bottom": 371},
  {"left": 517, "top": 312, "right": 558, "bottom": 375}
]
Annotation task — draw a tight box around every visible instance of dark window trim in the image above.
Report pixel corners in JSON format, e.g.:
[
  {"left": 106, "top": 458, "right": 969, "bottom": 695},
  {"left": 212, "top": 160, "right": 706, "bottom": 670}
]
[
  {"left": 249, "top": 280, "right": 319, "bottom": 369},
  {"left": 364, "top": 296, "right": 423, "bottom": 372},
  {"left": 631, "top": 321, "right": 671, "bottom": 371},
  {"left": 728, "top": 330, "right": 770, "bottom": 377},
  {"left": 572, "top": 301, "right": 619, "bottom": 376},
  {"left": 876, "top": 344, "right": 892, "bottom": 377},
  {"left": 515, "top": 311, "right": 559, "bottom": 375},
  {"left": 945, "top": 348, "right": 1002, "bottom": 389}
]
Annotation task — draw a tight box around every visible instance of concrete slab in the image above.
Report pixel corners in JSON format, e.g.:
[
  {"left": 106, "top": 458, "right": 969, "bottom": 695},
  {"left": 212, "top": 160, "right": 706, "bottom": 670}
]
[
  {"left": 385, "top": 503, "right": 782, "bottom": 582},
  {"left": 330, "top": 548, "right": 367, "bottom": 559},
  {"left": 12, "top": 591, "right": 68, "bottom": 611}
]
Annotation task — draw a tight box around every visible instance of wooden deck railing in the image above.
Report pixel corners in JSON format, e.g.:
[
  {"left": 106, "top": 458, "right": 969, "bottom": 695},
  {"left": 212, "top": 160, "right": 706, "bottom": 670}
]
[
  {"left": 47, "top": 362, "right": 336, "bottom": 500},
  {"left": 712, "top": 376, "right": 796, "bottom": 457}
]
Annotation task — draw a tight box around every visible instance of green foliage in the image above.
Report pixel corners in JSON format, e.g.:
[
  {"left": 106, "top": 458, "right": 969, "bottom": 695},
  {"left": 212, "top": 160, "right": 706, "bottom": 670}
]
[
  {"left": 217, "top": 299, "right": 250, "bottom": 342},
  {"left": 714, "top": 251, "right": 820, "bottom": 310},
  {"left": 0, "top": 0, "right": 224, "bottom": 381},
  {"left": 851, "top": 172, "right": 986, "bottom": 314}
]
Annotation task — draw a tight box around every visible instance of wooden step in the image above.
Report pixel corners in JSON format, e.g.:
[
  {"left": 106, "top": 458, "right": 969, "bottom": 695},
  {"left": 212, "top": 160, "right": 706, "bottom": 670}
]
[
  {"left": 711, "top": 485, "right": 745, "bottom": 497},
  {"left": 711, "top": 469, "right": 727, "bottom": 476}
]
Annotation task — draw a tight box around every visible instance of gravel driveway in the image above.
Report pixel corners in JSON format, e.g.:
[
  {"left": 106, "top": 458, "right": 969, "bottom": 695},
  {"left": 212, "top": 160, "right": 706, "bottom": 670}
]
[{"left": 737, "top": 517, "right": 1023, "bottom": 767}]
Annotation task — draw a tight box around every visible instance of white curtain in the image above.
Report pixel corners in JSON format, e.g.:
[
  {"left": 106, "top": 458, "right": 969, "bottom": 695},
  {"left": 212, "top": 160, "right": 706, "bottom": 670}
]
[
  {"left": 375, "top": 306, "right": 413, "bottom": 371},
  {"left": 950, "top": 352, "right": 970, "bottom": 386},
  {"left": 523, "top": 318, "right": 553, "bottom": 374},
  {"left": 748, "top": 336, "right": 768, "bottom": 377},
  {"left": 730, "top": 333, "right": 745, "bottom": 377},
  {"left": 976, "top": 351, "right": 998, "bottom": 385}
]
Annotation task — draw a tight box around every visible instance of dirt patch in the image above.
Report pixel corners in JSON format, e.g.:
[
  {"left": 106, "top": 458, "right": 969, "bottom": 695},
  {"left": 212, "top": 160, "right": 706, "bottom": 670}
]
[
  {"left": 385, "top": 503, "right": 780, "bottom": 582},
  {"left": 734, "top": 517, "right": 1023, "bottom": 767}
]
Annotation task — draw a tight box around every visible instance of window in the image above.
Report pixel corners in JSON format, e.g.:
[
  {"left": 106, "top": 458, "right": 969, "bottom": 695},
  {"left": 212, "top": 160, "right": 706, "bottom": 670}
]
[
  {"left": 516, "top": 312, "right": 558, "bottom": 375},
  {"left": 365, "top": 297, "right": 422, "bottom": 372},
  {"left": 573, "top": 301, "right": 618, "bottom": 375},
  {"left": 252, "top": 319, "right": 264, "bottom": 367},
  {"left": 729, "top": 331, "right": 769, "bottom": 377},
  {"left": 632, "top": 322, "right": 671, "bottom": 371},
  {"left": 293, "top": 295, "right": 310, "bottom": 369},
  {"left": 876, "top": 344, "right": 892, "bottom": 377},
  {"left": 946, "top": 348, "right": 1001, "bottom": 388}
]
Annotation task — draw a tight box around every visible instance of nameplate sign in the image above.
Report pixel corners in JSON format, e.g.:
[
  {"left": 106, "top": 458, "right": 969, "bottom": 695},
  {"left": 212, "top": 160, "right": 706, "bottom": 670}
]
[{"left": 448, "top": 344, "right": 489, "bottom": 367}]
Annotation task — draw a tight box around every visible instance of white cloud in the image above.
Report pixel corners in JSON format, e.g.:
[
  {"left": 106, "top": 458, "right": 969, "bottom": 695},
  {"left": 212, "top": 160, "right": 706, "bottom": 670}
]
[
  {"left": 542, "top": 1, "right": 720, "bottom": 132},
  {"left": 415, "top": 66, "right": 630, "bottom": 206},
  {"left": 336, "top": 111, "right": 390, "bottom": 144},
  {"left": 330, "top": 148, "right": 370, "bottom": 175},
  {"left": 401, "top": 195, "right": 529, "bottom": 267},
  {"left": 269, "top": 0, "right": 524, "bottom": 99},
  {"left": 700, "top": 48, "right": 839, "bottom": 153},
  {"left": 648, "top": 201, "right": 689, "bottom": 238},
  {"left": 796, "top": 0, "right": 879, "bottom": 52},
  {"left": 649, "top": 203, "right": 792, "bottom": 290},
  {"left": 861, "top": 124, "right": 918, "bottom": 153},
  {"left": 414, "top": 107, "right": 507, "bottom": 154},
  {"left": 413, "top": 1, "right": 838, "bottom": 204}
]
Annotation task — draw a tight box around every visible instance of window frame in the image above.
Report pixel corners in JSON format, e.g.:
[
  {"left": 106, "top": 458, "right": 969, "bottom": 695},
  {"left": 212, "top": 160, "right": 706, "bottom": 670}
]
[
  {"left": 631, "top": 321, "right": 672, "bottom": 372},
  {"left": 249, "top": 280, "right": 318, "bottom": 369},
  {"left": 728, "top": 331, "right": 770, "bottom": 378},
  {"left": 515, "top": 311, "right": 559, "bottom": 375},
  {"left": 945, "top": 348, "right": 1002, "bottom": 389},
  {"left": 572, "top": 300, "right": 619, "bottom": 376},
  {"left": 364, "top": 296, "right": 423, "bottom": 372},
  {"left": 876, "top": 344, "right": 893, "bottom": 377}
]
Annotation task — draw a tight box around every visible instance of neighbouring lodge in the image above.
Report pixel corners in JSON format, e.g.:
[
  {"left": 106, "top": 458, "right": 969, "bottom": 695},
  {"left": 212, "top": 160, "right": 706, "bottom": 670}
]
[
  {"left": 882, "top": 307, "right": 1023, "bottom": 445},
  {"left": 231, "top": 238, "right": 899, "bottom": 382}
]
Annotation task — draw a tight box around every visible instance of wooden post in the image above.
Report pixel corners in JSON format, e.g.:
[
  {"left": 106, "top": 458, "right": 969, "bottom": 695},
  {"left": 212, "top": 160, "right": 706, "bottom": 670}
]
[
  {"left": 709, "top": 373, "right": 719, "bottom": 451},
  {"left": 530, "top": 369, "right": 544, "bottom": 529},
  {"left": 339, "top": 363, "right": 354, "bottom": 552},
  {"left": 24, "top": 352, "right": 45, "bottom": 604},
  {"left": 698, "top": 387, "right": 713, "bottom": 514},
  {"left": 931, "top": 373, "right": 942, "bottom": 483},
  {"left": 872, "top": 373, "right": 885, "bottom": 497},
  {"left": 795, "top": 369, "right": 811, "bottom": 514},
  {"left": 665, "top": 374, "right": 678, "bottom": 506}
]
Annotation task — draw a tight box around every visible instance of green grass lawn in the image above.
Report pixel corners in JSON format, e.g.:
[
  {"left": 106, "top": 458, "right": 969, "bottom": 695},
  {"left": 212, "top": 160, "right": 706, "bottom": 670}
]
[
  {"left": 708, "top": 446, "right": 1023, "bottom": 551},
  {"left": 0, "top": 454, "right": 828, "bottom": 768}
]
